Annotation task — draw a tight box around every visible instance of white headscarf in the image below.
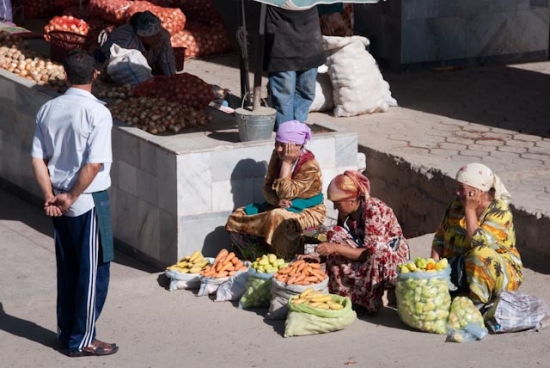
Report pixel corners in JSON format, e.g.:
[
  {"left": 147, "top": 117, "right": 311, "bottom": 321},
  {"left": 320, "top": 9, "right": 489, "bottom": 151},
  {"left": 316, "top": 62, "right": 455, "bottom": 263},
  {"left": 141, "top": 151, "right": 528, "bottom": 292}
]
[{"left": 455, "top": 163, "right": 512, "bottom": 203}]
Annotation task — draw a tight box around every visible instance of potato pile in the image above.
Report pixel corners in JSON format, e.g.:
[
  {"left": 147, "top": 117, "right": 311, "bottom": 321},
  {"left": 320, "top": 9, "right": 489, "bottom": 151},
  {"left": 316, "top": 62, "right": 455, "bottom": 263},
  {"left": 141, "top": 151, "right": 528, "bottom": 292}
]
[
  {"left": 200, "top": 250, "right": 247, "bottom": 278},
  {"left": 273, "top": 260, "right": 327, "bottom": 286},
  {"left": 108, "top": 97, "right": 211, "bottom": 134},
  {"left": 94, "top": 82, "right": 133, "bottom": 99},
  {"left": 396, "top": 257, "right": 451, "bottom": 335},
  {"left": 290, "top": 289, "right": 344, "bottom": 311},
  {"left": 133, "top": 73, "right": 215, "bottom": 111},
  {"left": 0, "top": 32, "right": 66, "bottom": 92}
]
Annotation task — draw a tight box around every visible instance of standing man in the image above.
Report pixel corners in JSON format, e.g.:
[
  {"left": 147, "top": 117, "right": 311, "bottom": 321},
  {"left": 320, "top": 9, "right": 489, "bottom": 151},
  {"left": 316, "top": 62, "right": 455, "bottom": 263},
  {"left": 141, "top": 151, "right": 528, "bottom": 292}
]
[
  {"left": 264, "top": 5, "right": 326, "bottom": 130},
  {"left": 31, "top": 49, "right": 118, "bottom": 357}
]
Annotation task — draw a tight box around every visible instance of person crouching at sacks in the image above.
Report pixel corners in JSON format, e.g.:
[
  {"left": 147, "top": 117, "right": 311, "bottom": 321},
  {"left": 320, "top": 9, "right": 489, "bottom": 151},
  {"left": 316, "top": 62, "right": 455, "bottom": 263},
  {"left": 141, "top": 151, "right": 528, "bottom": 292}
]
[
  {"left": 100, "top": 10, "right": 176, "bottom": 76},
  {"left": 225, "top": 120, "right": 326, "bottom": 261},
  {"left": 431, "top": 163, "right": 523, "bottom": 306},
  {"left": 316, "top": 171, "right": 410, "bottom": 315}
]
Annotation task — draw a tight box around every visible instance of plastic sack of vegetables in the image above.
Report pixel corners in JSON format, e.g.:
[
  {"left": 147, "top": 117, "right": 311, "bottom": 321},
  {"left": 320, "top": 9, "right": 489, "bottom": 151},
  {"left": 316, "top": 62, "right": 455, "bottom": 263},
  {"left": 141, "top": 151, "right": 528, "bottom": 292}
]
[
  {"left": 239, "top": 254, "right": 288, "bottom": 309},
  {"left": 196, "top": 250, "right": 248, "bottom": 297},
  {"left": 284, "top": 293, "right": 356, "bottom": 337},
  {"left": 446, "top": 296, "right": 488, "bottom": 342},
  {"left": 215, "top": 270, "right": 249, "bottom": 302},
  {"left": 267, "top": 259, "right": 329, "bottom": 320},
  {"left": 395, "top": 257, "right": 453, "bottom": 334},
  {"left": 238, "top": 268, "right": 275, "bottom": 309}
]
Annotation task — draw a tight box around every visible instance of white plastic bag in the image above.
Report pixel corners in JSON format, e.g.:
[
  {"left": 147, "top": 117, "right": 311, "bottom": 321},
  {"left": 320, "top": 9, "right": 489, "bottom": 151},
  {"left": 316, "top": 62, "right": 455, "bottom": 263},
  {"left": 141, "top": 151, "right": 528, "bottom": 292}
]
[
  {"left": 107, "top": 43, "right": 153, "bottom": 87},
  {"left": 484, "top": 291, "right": 550, "bottom": 333},
  {"left": 196, "top": 276, "right": 229, "bottom": 297},
  {"left": 215, "top": 270, "right": 249, "bottom": 302},
  {"left": 323, "top": 35, "right": 397, "bottom": 117}
]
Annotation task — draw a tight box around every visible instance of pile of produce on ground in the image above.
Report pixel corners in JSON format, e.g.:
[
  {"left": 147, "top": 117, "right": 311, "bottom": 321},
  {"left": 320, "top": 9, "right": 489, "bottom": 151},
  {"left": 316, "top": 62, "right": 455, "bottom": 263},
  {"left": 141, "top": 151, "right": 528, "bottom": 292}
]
[
  {"left": 165, "top": 250, "right": 212, "bottom": 291},
  {"left": 239, "top": 254, "right": 288, "bottom": 309},
  {"left": 273, "top": 259, "right": 327, "bottom": 286},
  {"left": 0, "top": 31, "right": 66, "bottom": 92},
  {"left": 396, "top": 257, "right": 452, "bottom": 335}
]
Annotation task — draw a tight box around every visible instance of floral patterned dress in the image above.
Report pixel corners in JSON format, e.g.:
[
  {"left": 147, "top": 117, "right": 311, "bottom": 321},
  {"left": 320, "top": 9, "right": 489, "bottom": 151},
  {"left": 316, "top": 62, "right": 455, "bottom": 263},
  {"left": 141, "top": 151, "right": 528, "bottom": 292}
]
[
  {"left": 432, "top": 198, "right": 523, "bottom": 303},
  {"left": 326, "top": 197, "right": 410, "bottom": 313}
]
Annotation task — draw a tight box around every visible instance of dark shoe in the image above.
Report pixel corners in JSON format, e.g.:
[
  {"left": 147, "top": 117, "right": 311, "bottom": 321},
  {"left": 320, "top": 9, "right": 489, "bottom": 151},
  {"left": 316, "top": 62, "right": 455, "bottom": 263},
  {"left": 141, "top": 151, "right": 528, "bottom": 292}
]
[{"left": 68, "top": 339, "right": 119, "bottom": 357}]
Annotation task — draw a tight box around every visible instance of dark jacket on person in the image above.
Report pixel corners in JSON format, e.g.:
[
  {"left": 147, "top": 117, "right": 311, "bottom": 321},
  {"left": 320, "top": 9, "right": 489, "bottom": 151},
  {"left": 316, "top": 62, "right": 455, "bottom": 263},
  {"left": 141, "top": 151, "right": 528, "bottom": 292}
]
[{"left": 264, "top": 6, "right": 325, "bottom": 73}]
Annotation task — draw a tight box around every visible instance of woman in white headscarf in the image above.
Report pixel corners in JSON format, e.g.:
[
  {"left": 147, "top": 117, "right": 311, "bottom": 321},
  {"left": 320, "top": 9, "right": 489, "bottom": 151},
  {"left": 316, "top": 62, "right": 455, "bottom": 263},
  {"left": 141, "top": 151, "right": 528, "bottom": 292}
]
[{"left": 431, "top": 163, "right": 523, "bottom": 305}]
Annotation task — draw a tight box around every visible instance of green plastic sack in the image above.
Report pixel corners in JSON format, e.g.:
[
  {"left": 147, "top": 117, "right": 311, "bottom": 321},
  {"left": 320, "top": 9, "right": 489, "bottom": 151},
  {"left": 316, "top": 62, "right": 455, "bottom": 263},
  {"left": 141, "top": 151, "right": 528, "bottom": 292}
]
[
  {"left": 238, "top": 268, "right": 274, "bottom": 309},
  {"left": 284, "top": 295, "right": 357, "bottom": 337},
  {"left": 395, "top": 266, "right": 452, "bottom": 334}
]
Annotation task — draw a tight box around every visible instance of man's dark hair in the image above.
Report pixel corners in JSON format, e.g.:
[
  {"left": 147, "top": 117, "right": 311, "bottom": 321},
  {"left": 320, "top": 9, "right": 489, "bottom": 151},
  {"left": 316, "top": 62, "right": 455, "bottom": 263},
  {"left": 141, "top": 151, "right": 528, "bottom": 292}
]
[{"left": 63, "top": 49, "right": 96, "bottom": 85}]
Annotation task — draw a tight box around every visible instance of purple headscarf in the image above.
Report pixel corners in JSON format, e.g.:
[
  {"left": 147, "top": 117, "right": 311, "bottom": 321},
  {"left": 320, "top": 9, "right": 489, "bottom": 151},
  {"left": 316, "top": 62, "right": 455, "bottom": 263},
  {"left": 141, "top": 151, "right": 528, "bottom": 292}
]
[{"left": 275, "top": 120, "right": 312, "bottom": 145}]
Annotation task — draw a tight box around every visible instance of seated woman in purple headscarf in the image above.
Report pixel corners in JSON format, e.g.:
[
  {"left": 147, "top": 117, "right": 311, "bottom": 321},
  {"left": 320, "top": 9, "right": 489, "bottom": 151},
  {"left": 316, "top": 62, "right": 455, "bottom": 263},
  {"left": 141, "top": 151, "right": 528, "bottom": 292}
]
[{"left": 225, "top": 121, "right": 326, "bottom": 260}]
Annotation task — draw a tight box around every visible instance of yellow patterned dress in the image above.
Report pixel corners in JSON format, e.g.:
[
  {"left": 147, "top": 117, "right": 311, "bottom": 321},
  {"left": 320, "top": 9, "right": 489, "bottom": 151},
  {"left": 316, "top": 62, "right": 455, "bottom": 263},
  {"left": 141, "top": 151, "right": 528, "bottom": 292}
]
[{"left": 432, "top": 198, "right": 523, "bottom": 303}]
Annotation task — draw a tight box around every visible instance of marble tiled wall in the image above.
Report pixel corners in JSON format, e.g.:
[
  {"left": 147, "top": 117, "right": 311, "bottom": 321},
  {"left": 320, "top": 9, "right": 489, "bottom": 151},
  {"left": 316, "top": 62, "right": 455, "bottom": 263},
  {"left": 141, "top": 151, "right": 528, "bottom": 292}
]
[
  {"left": 356, "top": 0, "right": 549, "bottom": 68},
  {"left": 0, "top": 69, "right": 358, "bottom": 268}
]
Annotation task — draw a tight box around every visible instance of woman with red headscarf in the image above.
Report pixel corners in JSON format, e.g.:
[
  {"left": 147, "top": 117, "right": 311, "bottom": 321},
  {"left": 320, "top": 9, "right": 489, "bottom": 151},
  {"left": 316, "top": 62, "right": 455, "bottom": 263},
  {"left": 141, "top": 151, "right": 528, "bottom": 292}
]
[
  {"left": 316, "top": 170, "right": 410, "bottom": 314},
  {"left": 225, "top": 121, "right": 326, "bottom": 260}
]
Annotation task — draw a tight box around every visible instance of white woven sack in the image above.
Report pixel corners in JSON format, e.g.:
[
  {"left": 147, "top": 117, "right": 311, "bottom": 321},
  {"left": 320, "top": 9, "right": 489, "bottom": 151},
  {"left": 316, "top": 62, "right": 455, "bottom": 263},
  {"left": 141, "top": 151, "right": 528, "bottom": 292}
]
[
  {"left": 107, "top": 43, "right": 153, "bottom": 87},
  {"left": 323, "top": 35, "right": 397, "bottom": 117},
  {"left": 309, "top": 65, "right": 334, "bottom": 112}
]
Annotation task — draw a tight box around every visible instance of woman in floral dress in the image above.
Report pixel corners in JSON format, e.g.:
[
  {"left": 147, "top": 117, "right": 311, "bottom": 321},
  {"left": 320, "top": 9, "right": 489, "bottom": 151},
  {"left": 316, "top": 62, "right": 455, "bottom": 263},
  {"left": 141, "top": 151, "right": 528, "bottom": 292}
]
[{"left": 316, "top": 171, "right": 410, "bottom": 314}]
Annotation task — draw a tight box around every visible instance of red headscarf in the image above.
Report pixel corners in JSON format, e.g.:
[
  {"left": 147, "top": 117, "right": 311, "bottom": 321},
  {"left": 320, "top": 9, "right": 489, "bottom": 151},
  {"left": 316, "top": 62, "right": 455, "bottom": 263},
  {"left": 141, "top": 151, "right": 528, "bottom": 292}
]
[{"left": 327, "top": 170, "right": 371, "bottom": 202}]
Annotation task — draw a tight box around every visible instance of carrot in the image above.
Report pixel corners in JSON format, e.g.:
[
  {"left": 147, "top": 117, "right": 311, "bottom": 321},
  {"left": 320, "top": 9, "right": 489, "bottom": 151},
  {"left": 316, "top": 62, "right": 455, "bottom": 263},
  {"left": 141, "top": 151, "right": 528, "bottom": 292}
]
[
  {"left": 228, "top": 270, "right": 237, "bottom": 276},
  {"left": 297, "top": 262, "right": 308, "bottom": 273},
  {"left": 287, "top": 275, "right": 298, "bottom": 284},
  {"left": 294, "top": 274, "right": 306, "bottom": 283},
  {"left": 222, "top": 252, "right": 236, "bottom": 264},
  {"left": 215, "top": 249, "right": 229, "bottom": 263},
  {"left": 309, "top": 263, "right": 321, "bottom": 269},
  {"left": 279, "top": 267, "right": 292, "bottom": 275},
  {"left": 306, "top": 276, "right": 318, "bottom": 283},
  {"left": 231, "top": 257, "right": 240, "bottom": 265}
]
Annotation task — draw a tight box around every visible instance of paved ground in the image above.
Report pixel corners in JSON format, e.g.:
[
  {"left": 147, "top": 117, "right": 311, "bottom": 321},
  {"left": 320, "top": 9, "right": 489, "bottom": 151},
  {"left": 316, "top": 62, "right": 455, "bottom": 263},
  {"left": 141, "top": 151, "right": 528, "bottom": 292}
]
[{"left": 2, "top": 51, "right": 550, "bottom": 367}]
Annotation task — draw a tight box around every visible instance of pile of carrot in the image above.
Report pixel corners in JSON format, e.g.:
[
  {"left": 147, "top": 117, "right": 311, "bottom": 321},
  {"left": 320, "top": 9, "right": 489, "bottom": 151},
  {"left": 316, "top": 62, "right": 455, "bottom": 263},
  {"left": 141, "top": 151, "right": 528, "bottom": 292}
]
[
  {"left": 273, "top": 260, "right": 326, "bottom": 285},
  {"left": 200, "top": 249, "right": 247, "bottom": 278}
]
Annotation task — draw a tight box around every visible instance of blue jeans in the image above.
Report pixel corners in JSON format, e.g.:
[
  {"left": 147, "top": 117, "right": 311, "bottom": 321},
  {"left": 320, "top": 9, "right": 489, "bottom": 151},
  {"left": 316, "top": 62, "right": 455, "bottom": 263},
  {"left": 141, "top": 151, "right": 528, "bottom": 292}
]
[{"left": 268, "top": 68, "right": 318, "bottom": 130}]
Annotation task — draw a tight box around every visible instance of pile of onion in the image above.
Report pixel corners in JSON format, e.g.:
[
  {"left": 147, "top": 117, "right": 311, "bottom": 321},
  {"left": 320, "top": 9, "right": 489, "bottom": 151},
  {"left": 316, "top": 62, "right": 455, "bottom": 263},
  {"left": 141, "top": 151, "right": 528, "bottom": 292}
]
[
  {"left": 44, "top": 16, "right": 90, "bottom": 42},
  {"left": 170, "top": 21, "right": 234, "bottom": 59},
  {"left": 0, "top": 32, "right": 66, "bottom": 92},
  {"left": 94, "top": 83, "right": 134, "bottom": 99},
  {"left": 88, "top": 0, "right": 132, "bottom": 25},
  {"left": 125, "top": 1, "right": 186, "bottom": 36},
  {"left": 108, "top": 97, "right": 212, "bottom": 135}
]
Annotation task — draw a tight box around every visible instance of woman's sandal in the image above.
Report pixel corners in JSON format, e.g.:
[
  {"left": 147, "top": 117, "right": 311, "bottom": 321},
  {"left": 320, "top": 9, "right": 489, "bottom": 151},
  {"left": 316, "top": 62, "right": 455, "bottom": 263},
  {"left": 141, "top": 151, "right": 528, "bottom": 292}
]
[{"left": 68, "top": 339, "right": 119, "bottom": 357}]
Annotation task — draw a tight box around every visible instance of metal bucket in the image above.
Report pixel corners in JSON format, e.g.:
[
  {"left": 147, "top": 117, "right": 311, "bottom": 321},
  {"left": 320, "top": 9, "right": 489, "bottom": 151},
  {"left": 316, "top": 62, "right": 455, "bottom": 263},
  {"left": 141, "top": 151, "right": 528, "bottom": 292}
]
[{"left": 235, "top": 106, "right": 276, "bottom": 142}]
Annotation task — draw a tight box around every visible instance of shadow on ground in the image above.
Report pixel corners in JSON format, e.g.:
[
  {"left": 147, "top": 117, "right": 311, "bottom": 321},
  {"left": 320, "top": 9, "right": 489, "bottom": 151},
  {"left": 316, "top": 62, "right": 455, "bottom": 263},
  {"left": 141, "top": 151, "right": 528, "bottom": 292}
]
[
  {"left": 385, "top": 65, "right": 550, "bottom": 138},
  {"left": 0, "top": 302, "right": 58, "bottom": 349}
]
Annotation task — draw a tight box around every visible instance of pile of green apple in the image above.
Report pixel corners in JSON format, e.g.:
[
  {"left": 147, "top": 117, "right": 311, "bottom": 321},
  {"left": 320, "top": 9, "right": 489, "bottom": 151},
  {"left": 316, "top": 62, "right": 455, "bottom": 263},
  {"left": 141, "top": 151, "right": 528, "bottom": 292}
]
[
  {"left": 396, "top": 257, "right": 452, "bottom": 334},
  {"left": 239, "top": 254, "right": 288, "bottom": 309}
]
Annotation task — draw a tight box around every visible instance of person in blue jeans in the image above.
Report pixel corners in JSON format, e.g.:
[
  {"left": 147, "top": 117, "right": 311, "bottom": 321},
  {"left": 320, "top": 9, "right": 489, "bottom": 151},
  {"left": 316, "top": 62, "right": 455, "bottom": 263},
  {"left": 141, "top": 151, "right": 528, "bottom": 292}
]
[{"left": 265, "top": 5, "right": 325, "bottom": 130}]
